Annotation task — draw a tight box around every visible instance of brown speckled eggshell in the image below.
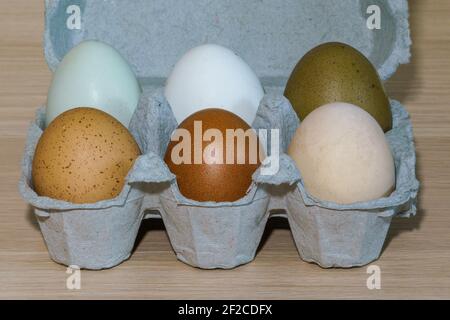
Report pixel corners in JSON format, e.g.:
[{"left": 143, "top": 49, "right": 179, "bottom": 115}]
[
  {"left": 32, "top": 107, "right": 141, "bottom": 204},
  {"left": 164, "top": 108, "right": 262, "bottom": 202}
]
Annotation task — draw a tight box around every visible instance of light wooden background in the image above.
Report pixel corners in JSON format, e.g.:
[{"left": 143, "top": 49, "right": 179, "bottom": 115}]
[{"left": 0, "top": 1, "right": 449, "bottom": 300}]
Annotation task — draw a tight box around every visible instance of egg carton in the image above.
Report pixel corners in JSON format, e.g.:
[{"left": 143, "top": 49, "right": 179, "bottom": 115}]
[
  {"left": 19, "top": 0, "right": 417, "bottom": 269},
  {"left": 19, "top": 89, "right": 418, "bottom": 269}
]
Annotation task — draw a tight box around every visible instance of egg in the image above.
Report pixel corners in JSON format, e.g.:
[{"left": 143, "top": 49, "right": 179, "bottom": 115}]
[
  {"left": 164, "top": 108, "right": 263, "bottom": 202},
  {"left": 287, "top": 102, "right": 395, "bottom": 204},
  {"left": 46, "top": 40, "right": 141, "bottom": 128},
  {"left": 33, "top": 107, "right": 141, "bottom": 204},
  {"left": 164, "top": 44, "right": 264, "bottom": 125},
  {"left": 284, "top": 42, "right": 392, "bottom": 132}
]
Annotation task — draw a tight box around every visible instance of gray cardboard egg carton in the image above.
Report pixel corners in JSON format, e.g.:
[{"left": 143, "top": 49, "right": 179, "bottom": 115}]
[{"left": 19, "top": 0, "right": 418, "bottom": 269}]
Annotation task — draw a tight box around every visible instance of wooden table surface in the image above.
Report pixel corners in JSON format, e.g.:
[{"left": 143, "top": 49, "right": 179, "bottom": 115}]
[{"left": 0, "top": 1, "right": 449, "bottom": 300}]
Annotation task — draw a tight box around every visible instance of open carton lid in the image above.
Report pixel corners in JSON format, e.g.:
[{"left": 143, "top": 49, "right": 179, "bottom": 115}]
[{"left": 44, "top": 0, "right": 411, "bottom": 88}]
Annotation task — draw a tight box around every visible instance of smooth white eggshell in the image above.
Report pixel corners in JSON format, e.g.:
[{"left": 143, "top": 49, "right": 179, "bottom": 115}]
[
  {"left": 46, "top": 40, "right": 141, "bottom": 127},
  {"left": 164, "top": 44, "right": 264, "bottom": 125},
  {"left": 288, "top": 102, "right": 395, "bottom": 204}
]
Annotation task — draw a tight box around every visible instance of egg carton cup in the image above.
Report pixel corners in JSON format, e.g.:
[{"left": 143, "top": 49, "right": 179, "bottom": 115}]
[
  {"left": 121, "top": 92, "right": 301, "bottom": 270},
  {"left": 125, "top": 91, "right": 288, "bottom": 269},
  {"left": 19, "top": 108, "right": 151, "bottom": 269},
  {"left": 249, "top": 92, "right": 418, "bottom": 268},
  {"left": 256, "top": 98, "right": 419, "bottom": 268}
]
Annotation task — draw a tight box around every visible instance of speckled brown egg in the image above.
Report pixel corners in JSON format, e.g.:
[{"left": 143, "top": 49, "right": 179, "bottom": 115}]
[
  {"left": 32, "top": 107, "right": 141, "bottom": 203},
  {"left": 284, "top": 42, "right": 392, "bottom": 132},
  {"left": 164, "top": 108, "right": 263, "bottom": 202}
]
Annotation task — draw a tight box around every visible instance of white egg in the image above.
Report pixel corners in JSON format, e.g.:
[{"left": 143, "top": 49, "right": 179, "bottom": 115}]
[
  {"left": 288, "top": 102, "right": 395, "bottom": 204},
  {"left": 46, "top": 40, "right": 141, "bottom": 127},
  {"left": 165, "top": 44, "right": 264, "bottom": 125}
]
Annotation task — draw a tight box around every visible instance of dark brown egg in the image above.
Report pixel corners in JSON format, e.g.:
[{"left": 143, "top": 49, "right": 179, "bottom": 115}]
[
  {"left": 32, "top": 107, "right": 141, "bottom": 203},
  {"left": 164, "top": 108, "right": 263, "bottom": 202}
]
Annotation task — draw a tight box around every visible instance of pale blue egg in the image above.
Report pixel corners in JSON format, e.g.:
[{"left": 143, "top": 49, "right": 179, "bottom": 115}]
[{"left": 46, "top": 40, "right": 141, "bottom": 127}]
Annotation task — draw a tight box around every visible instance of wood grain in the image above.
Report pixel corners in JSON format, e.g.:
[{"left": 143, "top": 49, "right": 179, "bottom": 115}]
[{"left": 0, "top": 0, "right": 449, "bottom": 299}]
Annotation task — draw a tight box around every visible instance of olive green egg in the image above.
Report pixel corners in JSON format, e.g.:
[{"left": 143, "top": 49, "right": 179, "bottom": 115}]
[{"left": 284, "top": 42, "right": 392, "bottom": 132}]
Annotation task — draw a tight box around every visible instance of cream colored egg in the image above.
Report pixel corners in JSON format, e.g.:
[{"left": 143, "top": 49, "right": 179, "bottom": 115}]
[{"left": 288, "top": 102, "right": 395, "bottom": 204}]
